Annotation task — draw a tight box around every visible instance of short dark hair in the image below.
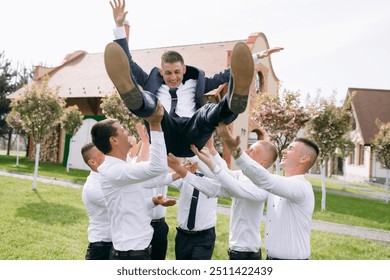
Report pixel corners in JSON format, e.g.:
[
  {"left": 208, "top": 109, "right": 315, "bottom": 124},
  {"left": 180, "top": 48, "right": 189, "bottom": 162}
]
[
  {"left": 295, "top": 138, "right": 319, "bottom": 158},
  {"left": 91, "top": 119, "right": 118, "bottom": 154},
  {"left": 81, "top": 142, "right": 95, "bottom": 166},
  {"left": 161, "top": 50, "right": 184, "bottom": 65}
]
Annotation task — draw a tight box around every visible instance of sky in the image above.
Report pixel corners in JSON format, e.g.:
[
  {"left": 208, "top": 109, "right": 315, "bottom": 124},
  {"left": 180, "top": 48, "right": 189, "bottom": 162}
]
[{"left": 1, "top": 0, "right": 390, "bottom": 102}]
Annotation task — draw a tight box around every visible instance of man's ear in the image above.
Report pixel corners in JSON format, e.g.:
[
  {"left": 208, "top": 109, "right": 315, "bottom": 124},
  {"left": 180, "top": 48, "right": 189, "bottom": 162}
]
[
  {"left": 300, "top": 155, "right": 311, "bottom": 164},
  {"left": 109, "top": 136, "right": 117, "bottom": 147},
  {"left": 159, "top": 68, "right": 163, "bottom": 76},
  {"left": 183, "top": 65, "right": 186, "bottom": 74}
]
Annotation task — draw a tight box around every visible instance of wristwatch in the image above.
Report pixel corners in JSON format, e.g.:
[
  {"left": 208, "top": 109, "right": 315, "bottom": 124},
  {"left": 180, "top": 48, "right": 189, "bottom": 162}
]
[{"left": 231, "top": 147, "right": 242, "bottom": 158}]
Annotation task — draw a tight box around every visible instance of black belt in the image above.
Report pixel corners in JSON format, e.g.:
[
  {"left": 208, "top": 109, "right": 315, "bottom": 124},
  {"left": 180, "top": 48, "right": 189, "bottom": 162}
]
[
  {"left": 112, "top": 245, "right": 152, "bottom": 257},
  {"left": 176, "top": 227, "right": 215, "bottom": 236},
  {"left": 151, "top": 217, "right": 165, "bottom": 226},
  {"left": 228, "top": 249, "right": 261, "bottom": 259},
  {"left": 266, "top": 255, "right": 308, "bottom": 260},
  {"left": 89, "top": 241, "right": 112, "bottom": 247}
]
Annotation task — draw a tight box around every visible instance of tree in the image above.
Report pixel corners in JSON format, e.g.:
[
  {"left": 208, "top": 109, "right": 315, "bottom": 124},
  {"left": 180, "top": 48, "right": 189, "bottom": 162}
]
[
  {"left": 372, "top": 120, "right": 390, "bottom": 203},
  {"left": 306, "top": 93, "right": 353, "bottom": 212},
  {"left": 9, "top": 76, "right": 65, "bottom": 190},
  {"left": 5, "top": 110, "right": 24, "bottom": 166},
  {"left": 0, "top": 51, "right": 17, "bottom": 151},
  {"left": 61, "top": 105, "right": 83, "bottom": 172},
  {"left": 250, "top": 89, "right": 310, "bottom": 172},
  {"left": 100, "top": 91, "right": 143, "bottom": 138}
]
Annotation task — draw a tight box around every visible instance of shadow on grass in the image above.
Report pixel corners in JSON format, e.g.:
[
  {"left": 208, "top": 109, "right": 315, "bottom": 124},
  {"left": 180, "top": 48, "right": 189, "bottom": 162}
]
[{"left": 15, "top": 202, "right": 85, "bottom": 225}]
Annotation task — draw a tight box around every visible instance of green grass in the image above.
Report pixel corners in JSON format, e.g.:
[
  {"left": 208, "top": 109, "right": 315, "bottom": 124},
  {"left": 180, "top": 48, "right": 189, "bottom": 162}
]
[
  {"left": 1, "top": 154, "right": 389, "bottom": 231},
  {"left": 0, "top": 155, "right": 90, "bottom": 183},
  {"left": 1, "top": 175, "right": 389, "bottom": 260}
]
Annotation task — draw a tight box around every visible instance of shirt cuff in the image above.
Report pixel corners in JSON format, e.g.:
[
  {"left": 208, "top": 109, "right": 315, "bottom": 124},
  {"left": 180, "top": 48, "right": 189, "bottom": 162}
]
[
  {"left": 211, "top": 165, "right": 222, "bottom": 175},
  {"left": 235, "top": 150, "right": 249, "bottom": 166},
  {"left": 252, "top": 54, "right": 260, "bottom": 65},
  {"left": 183, "top": 172, "right": 197, "bottom": 184},
  {"left": 113, "top": 26, "right": 126, "bottom": 40},
  {"left": 150, "top": 131, "right": 164, "bottom": 142}
]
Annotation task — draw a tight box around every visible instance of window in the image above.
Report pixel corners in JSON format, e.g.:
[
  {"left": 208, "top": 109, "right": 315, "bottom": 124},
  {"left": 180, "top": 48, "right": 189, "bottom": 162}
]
[
  {"left": 349, "top": 149, "right": 355, "bottom": 164},
  {"left": 255, "top": 71, "right": 264, "bottom": 93},
  {"left": 358, "top": 145, "right": 365, "bottom": 165}
]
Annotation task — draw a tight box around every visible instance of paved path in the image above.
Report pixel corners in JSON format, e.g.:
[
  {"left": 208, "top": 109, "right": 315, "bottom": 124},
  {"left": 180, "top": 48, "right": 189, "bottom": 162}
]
[{"left": 1, "top": 170, "right": 389, "bottom": 244}]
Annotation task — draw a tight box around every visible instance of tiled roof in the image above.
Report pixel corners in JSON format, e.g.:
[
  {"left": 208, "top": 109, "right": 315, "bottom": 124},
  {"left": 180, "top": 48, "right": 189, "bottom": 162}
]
[
  {"left": 348, "top": 88, "right": 390, "bottom": 143},
  {"left": 8, "top": 40, "right": 244, "bottom": 99}
]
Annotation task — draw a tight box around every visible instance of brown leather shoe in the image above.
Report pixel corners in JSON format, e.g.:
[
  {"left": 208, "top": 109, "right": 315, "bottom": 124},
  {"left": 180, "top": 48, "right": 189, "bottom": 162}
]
[
  {"left": 228, "top": 42, "right": 254, "bottom": 114},
  {"left": 104, "top": 42, "right": 143, "bottom": 111}
]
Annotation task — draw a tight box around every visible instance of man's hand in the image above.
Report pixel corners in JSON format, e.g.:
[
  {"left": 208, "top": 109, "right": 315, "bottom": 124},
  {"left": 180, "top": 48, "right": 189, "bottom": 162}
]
[
  {"left": 168, "top": 153, "right": 187, "bottom": 178},
  {"left": 153, "top": 194, "right": 177, "bottom": 207},
  {"left": 110, "top": 0, "right": 128, "bottom": 27},
  {"left": 145, "top": 101, "right": 164, "bottom": 131},
  {"left": 183, "top": 160, "right": 198, "bottom": 174},
  {"left": 205, "top": 135, "right": 218, "bottom": 156},
  {"left": 136, "top": 123, "right": 149, "bottom": 143},
  {"left": 190, "top": 145, "right": 216, "bottom": 171},
  {"left": 216, "top": 123, "right": 240, "bottom": 152},
  {"left": 256, "top": 47, "right": 284, "bottom": 59}
]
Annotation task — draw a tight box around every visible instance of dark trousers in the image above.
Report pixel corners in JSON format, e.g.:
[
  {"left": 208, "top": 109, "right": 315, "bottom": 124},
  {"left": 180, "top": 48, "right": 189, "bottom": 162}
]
[
  {"left": 85, "top": 241, "right": 112, "bottom": 260},
  {"left": 175, "top": 227, "right": 216, "bottom": 260},
  {"left": 150, "top": 218, "right": 169, "bottom": 260},
  {"left": 228, "top": 249, "right": 262, "bottom": 260},
  {"left": 109, "top": 246, "right": 152, "bottom": 260},
  {"left": 133, "top": 91, "right": 237, "bottom": 157}
]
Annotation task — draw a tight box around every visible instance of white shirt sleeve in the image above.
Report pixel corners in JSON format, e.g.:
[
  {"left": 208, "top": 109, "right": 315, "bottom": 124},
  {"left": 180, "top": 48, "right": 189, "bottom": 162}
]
[
  {"left": 113, "top": 26, "right": 126, "bottom": 40},
  {"left": 183, "top": 172, "right": 228, "bottom": 198},
  {"left": 236, "top": 152, "right": 308, "bottom": 202}
]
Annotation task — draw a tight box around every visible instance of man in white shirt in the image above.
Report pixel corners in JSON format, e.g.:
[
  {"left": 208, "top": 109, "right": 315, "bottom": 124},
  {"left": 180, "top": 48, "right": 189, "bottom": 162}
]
[
  {"left": 133, "top": 123, "right": 171, "bottom": 260},
  {"left": 105, "top": 0, "right": 283, "bottom": 158},
  {"left": 169, "top": 173, "right": 218, "bottom": 260},
  {"left": 81, "top": 143, "right": 111, "bottom": 260},
  {"left": 91, "top": 102, "right": 170, "bottom": 260},
  {"left": 171, "top": 137, "right": 277, "bottom": 260},
  {"left": 216, "top": 123, "right": 319, "bottom": 260}
]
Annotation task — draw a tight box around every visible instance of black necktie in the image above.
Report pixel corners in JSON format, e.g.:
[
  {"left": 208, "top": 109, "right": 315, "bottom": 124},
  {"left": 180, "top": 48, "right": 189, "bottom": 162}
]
[
  {"left": 169, "top": 88, "right": 178, "bottom": 115},
  {"left": 187, "top": 172, "right": 203, "bottom": 230}
]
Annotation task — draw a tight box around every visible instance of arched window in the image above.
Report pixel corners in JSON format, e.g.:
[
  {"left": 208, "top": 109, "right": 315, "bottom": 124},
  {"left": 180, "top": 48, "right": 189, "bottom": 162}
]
[{"left": 255, "top": 71, "right": 264, "bottom": 93}]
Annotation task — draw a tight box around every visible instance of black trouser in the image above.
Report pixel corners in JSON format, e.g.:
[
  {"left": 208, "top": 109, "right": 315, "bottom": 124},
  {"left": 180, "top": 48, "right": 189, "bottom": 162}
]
[
  {"left": 175, "top": 227, "right": 216, "bottom": 260},
  {"left": 134, "top": 91, "right": 237, "bottom": 157},
  {"left": 85, "top": 241, "right": 112, "bottom": 260},
  {"left": 110, "top": 245, "right": 152, "bottom": 260},
  {"left": 266, "top": 255, "right": 308, "bottom": 260},
  {"left": 150, "top": 218, "right": 169, "bottom": 260},
  {"left": 228, "top": 249, "right": 262, "bottom": 260}
]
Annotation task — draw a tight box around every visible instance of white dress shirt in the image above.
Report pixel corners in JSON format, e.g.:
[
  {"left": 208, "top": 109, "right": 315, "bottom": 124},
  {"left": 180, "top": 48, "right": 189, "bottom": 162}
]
[
  {"left": 170, "top": 178, "right": 218, "bottom": 231},
  {"left": 186, "top": 154, "right": 267, "bottom": 253},
  {"left": 98, "top": 131, "right": 168, "bottom": 251},
  {"left": 236, "top": 152, "right": 315, "bottom": 259},
  {"left": 82, "top": 170, "right": 111, "bottom": 243}
]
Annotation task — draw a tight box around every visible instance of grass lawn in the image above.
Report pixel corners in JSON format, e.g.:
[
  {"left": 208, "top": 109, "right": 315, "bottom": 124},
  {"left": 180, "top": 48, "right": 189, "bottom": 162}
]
[{"left": 1, "top": 175, "right": 389, "bottom": 260}]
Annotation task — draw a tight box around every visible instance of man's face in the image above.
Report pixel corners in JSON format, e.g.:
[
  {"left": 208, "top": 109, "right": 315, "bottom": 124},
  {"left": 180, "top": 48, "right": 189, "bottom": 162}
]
[
  {"left": 280, "top": 141, "right": 304, "bottom": 169},
  {"left": 160, "top": 61, "right": 186, "bottom": 88},
  {"left": 112, "top": 122, "right": 133, "bottom": 151}
]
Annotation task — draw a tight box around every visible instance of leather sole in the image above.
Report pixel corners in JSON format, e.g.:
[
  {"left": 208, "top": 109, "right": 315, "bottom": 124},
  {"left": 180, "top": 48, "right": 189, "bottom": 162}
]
[
  {"left": 104, "top": 42, "right": 143, "bottom": 111},
  {"left": 229, "top": 42, "right": 254, "bottom": 114}
]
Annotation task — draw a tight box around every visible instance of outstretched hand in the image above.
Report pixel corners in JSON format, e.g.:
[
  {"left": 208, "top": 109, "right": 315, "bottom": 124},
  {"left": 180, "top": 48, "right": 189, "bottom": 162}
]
[
  {"left": 110, "top": 0, "right": 128, "bottom": 27},
  {"left": 136, "top": 123, "right": 149, "bottom": 143},
  {"left": 190, "top": 145, "right": 216, "bottom": 170},
  {"left": 256, "top": 47, "right": 284, "bottom": 59},
  {"left": 216, "top": 123, "right": 241, "bottom": 152},
  {"left": 153, "top": 194, "right": 177, "bottom": 207},
  {"left": 145, "top": 101, "right": 164, "bottom": 130}
]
